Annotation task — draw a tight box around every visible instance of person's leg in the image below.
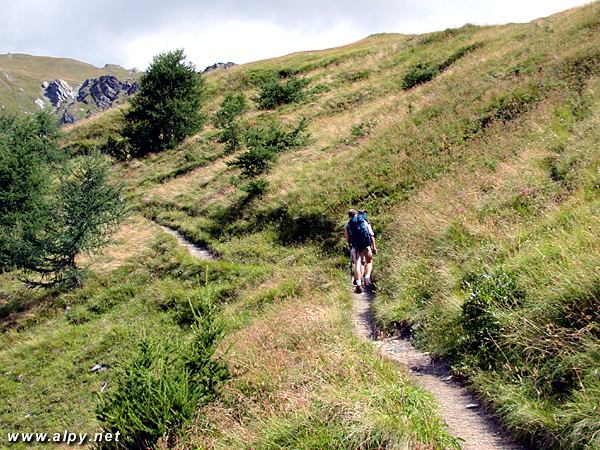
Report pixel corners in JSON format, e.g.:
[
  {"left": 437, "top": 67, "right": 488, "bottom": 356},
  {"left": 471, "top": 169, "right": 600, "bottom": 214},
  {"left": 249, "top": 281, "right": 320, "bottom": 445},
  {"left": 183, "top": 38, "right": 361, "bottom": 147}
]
[
  {"left": 354, "top": 251, "right": 364, "bottom": 287},
  {"left": 363, "top": 247, "right": 373, "bottom": 283},
  {"left": 350, "top": 248, "right": 357, "bottom": 284}
]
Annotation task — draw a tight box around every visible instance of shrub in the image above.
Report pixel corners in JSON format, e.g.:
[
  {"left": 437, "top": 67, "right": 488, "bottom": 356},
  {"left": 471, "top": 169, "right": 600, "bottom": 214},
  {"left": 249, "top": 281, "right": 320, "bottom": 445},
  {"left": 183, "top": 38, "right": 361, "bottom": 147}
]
[
  {"left": 213, "top": 93, "right": 247, "bottom": 129},
  {"left": 455, "top": 270, "right": 523, "bottom": 371},
  {"left": 96, "top": 306, "right": 228, "bottom": 448},
  {"left": 487, "top": 84, "right": 542, "bottom": 122},
  {"left": 244, "top": 118, "right": 308, "bottom": 153},
  {"left": 254, "top": 75, "right": 309, "bottom": 109},
  {"left": 227, "top": 146, "right": 277, "bottom": 177},
  {"left": 102, "top": 135, "right": 130, "bottom": 161},
  {"left": 123, "top": 49, "right": 205, "bottom": 156},
  {"left": 400, "top": 63, "right": 439, "bottom": 90},
  {"left": 241, "top": 178, "right": 269, "bottom": 198},
  {"left": 438, "top": 42, "right": 483, "bottom": 71}
]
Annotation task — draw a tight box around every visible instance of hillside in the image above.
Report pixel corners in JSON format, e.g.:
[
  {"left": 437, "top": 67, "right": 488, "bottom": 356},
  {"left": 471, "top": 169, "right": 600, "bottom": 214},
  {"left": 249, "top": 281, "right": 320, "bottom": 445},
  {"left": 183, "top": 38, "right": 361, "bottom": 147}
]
[
  {"left": 2, "top": 2, "right": 600, "bottom": 449},
  {"left": 0, "top": 53, "right": 138, "bottom": 122}
]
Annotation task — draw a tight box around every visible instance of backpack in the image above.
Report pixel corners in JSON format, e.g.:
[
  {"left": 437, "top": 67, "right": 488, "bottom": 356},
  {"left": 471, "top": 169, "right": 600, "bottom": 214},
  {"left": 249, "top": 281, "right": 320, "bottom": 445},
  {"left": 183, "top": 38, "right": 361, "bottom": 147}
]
[{"left": 347, "top": 212, "right": 372, "bottom": 250}]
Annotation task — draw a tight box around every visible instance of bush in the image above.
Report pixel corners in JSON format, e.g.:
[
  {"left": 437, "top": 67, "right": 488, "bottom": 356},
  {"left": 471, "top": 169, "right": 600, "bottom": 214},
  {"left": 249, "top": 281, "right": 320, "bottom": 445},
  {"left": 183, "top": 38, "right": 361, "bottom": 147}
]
[
  {"left": 401, "top": 64, "right": 439, "bottom": 90},
  {"left": 96, "top": 306, "right": 228, "bottom": 448},
  {"left": 241, "top": 178, "right": 269, "bottom": 198},
  {"left": 102, "top": 135, "right": 130, "bottom": 161},
  {"left": 456, "top": 270, "right": 523, "bottom": 371},
  {"left": 123, "top": 49, "right": 205, "bottom": 156},
  {"left": 213, "top": 93, "right": 247, "bottom": 154},
  {"left": 227, "top": 146, "right": 277, "bottom": 177},
  {"left": 254, "top": 75, "right": 309, "bottom": 109},
  {"left": 213, "top": 93, "right": 247, "bottom": 129},
  {"left": 244, "top": 118, "right": 308, "bottom": 153}
]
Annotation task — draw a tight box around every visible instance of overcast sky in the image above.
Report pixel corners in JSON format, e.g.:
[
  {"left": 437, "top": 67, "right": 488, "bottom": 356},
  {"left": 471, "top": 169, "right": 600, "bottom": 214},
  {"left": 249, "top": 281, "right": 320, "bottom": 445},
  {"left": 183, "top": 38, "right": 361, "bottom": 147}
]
[{"left": 0, "top": 0, "right": 592, "bottom": 71}]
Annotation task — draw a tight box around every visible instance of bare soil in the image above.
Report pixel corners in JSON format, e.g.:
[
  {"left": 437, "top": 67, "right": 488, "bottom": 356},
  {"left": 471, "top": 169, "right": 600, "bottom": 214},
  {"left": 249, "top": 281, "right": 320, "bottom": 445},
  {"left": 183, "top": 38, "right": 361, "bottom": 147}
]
[{"left": 352, "top": 286, "right": 525, "bottom": 450}]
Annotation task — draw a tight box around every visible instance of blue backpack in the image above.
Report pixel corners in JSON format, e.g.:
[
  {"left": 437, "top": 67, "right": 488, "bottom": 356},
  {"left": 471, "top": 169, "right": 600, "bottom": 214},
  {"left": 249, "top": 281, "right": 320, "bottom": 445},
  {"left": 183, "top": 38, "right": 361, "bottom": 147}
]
[{"left": 347, "top": 212, "right": 372, "bottom": 249}]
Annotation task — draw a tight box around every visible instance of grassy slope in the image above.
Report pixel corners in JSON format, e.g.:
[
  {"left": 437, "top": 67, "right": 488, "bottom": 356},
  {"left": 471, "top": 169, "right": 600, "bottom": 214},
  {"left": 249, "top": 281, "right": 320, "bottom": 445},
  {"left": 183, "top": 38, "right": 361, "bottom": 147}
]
[
  {"left": 2, "top": 2, "right": 600, "bottom": 449},
  {"left": 0, "top": 53, "right": 132, "bottom": 113}
]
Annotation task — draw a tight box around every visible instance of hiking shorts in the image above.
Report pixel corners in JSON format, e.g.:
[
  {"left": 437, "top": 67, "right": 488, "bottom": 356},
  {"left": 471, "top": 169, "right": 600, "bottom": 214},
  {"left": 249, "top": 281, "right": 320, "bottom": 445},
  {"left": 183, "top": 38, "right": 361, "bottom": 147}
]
[{"left": 351, "top": 246, "right": 372, "bottom": 261}]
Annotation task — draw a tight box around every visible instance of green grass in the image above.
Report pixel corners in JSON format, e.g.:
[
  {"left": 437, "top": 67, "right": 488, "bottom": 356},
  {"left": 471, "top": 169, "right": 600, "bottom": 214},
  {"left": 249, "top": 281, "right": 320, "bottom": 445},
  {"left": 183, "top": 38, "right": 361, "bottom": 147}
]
[{"left": 4, "top": 2, "right": 600, "bottom": 448}]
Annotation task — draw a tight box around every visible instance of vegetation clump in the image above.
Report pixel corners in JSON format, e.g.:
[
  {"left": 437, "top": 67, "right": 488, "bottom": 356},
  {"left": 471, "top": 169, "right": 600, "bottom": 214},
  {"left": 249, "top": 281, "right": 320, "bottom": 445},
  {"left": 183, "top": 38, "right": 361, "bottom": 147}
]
[
  {"left": 227, "top": 118, "right": 308, "bottom": 177},
  {"left": 254, "top": 75, "right": 309, "bottom": 109},
  {"left": 123, "top": 49, "right": 205, "bottom": 157},
  {"left": 96, "top": 305, "right": 228, "bottom": 448},
  {"left": 0, "top": 111, "right": 125, "bottom": 287},
  {"left": 213, "top": 92, "right": 248, "bottom": 153}
]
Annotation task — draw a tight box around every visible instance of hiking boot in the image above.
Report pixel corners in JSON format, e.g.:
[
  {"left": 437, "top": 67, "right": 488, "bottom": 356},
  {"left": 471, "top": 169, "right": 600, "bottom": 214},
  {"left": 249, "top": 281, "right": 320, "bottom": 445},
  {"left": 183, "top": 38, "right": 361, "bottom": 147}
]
[{"left": 355, "top": 285, "right": 363, "bottom": 294}]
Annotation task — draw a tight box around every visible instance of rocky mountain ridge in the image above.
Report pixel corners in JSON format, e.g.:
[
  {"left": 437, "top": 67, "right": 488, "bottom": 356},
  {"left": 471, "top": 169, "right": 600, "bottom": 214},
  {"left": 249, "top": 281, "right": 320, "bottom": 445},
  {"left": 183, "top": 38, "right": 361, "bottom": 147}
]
[{"left": 39, "top": 75, "right": 138, "bottom": 125}]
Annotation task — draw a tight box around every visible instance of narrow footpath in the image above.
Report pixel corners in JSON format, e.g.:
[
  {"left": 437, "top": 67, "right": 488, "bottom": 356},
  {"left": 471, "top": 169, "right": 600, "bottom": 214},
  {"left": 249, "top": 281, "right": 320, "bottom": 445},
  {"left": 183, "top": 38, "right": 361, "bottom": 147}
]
[
  {"left": 353, "top": 287, "right": 525, "bottom": 450},
  {"left": 160, "top": 224, "right": 523, "bottom": 449}
]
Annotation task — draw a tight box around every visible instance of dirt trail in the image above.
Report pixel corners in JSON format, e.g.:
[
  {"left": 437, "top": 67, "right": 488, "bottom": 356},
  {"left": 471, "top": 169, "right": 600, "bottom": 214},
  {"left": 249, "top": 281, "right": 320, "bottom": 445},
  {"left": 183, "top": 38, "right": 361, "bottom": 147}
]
[
  {"left": 160, "top": 224, "right": 522, "bottom": 449},
  {"left": 353, "top": 287, "right": 524, "bottom": 450},
  {"left": 158, "top": 225, "right": 213, "bottom": 260}
]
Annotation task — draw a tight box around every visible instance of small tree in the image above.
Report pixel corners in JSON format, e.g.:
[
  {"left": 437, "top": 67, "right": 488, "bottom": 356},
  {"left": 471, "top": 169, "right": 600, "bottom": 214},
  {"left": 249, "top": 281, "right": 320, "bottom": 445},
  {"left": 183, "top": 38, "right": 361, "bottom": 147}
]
[
  {"left": 123, "top": 49, "right": 205, "bottom": 156},
  {"left": 213, "top": 93, "right": 247, "bottom": 153},
  {"left": 35, "top": 152, "right": 126, "bottom": 287},
  {"left": 227, "top": 146, "right": 277, "bottom": 177},
  {"left": 1, "top": 111, "right": 126, "bottom": 288},
  {"left": 0, "top": 111, "right": 61, "bottom": 272}
]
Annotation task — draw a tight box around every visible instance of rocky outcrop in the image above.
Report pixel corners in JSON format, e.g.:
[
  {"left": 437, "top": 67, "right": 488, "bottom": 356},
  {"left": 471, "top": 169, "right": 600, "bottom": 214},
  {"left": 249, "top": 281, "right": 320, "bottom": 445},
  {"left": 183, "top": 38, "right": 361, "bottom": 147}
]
[
  {"left": 202, "top": 62, "right": 236, "bottom": 74},
  {"left": 77, "top": 75, "right": 138, "bottom": 110},
  {"left": 43, "top": 79, "right": 75, "bottom": 107},
  {"left": 60, "top": 110, "right": 77, "bottom": 125},
  {"left": 38, "top": 75, "right": 139, "bottom": 126}
]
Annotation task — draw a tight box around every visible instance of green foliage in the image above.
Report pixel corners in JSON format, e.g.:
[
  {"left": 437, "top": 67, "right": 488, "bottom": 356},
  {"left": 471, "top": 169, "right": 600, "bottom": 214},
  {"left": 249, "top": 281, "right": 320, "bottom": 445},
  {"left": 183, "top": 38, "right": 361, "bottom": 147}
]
[
  {"left": 101, "top": 135, "right": 130, "bottom": 161},
  {"left": 227, "top": 146, "right": 277, "bottom": 177},
  {"left": 438, "top": 42, "right": 483, "bottom": 71},
  {"left": 254, "top": 75, "right": 309, "bottom": 109},
  {"left": 123, "top": 49, "right": 205, "bottom": 156},
  {"left": 241, "top": 178, "right": 269, "bottom": 198},
  {"left": 0, "top": 111, "right": 61, "bottom": 271},
  {"left": 214, "top": 93, "right": 247, "bottom": 129},
  {"left": 457, "top": 271, "right": 524, "bottom": 369},
  {"left": 96, "top": 305, "right": 229, "bottom": 448},
  {"left": 401, "top": 44, "right": 482, "bottom": 90},
  {"left": 0, "top": 113, "right": 124, "bottom": 288},
  {"left": 227, "top": 118, "right": 309, "bottom": 178},
  {"left": 213, "top": 93, "right": 247, "bottom": 154},
  {"left": 337, "top": 70, "right": 370, "bottom": 83},
  {"left": 33, "top": 152, "right": 126, "bottom": 287},
  {"left": 486, "top": 84, "right": 542, "bottom": 122},
  {"left": 244, "top": 118, "right": 309, "bottom": 153},
  {"left": 400, "top": 63, "right": 439, "bottom": 90}
]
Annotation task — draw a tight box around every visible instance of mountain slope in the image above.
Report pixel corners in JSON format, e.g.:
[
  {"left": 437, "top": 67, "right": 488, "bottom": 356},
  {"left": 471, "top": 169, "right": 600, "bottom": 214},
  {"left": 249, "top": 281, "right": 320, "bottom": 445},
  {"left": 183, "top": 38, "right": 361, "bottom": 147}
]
[
  {"left": 2, "top": 2, "right": 600, "bottom": 449},
  {"left": 0, "top": 53, "right": 138, "bottom": 121}
]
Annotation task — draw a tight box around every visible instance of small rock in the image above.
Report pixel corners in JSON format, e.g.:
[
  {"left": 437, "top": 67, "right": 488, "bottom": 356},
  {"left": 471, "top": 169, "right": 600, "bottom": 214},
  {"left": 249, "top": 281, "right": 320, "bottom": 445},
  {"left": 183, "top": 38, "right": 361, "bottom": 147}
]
[
  {"left": 442, "top": 375, "right": 453, "bottom": 382},
  {"left": 465, "top": 403, "right": 479, "bottom": 409},
  {"left": 90, "top": 363, "right": 109, "bottom": 373}
]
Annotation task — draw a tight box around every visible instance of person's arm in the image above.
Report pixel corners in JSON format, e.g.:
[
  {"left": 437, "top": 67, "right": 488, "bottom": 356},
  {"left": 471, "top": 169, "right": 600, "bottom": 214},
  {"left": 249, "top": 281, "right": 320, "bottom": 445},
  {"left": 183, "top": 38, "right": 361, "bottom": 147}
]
[
  {"left": 367, "top": 223, "right": 377, "bottom": 253},
  {"left": 343, "top": 224, "right": 350, "bottom": 246}
]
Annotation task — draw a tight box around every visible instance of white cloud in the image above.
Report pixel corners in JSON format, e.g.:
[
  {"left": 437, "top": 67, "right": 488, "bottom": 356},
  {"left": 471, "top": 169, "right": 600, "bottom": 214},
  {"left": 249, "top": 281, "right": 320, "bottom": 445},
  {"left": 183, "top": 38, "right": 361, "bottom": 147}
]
[
  {"left": 125, "top": 20, "right": 363, "bottom": 70},
  {"left": 0, "top": 0, "right": 593, "bottom": 69}
]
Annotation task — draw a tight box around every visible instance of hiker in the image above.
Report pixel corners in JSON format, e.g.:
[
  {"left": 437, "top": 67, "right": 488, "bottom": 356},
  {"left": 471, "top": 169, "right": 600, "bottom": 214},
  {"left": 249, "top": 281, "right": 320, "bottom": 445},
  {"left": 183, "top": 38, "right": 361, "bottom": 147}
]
[{"left": 344, "top": 209, "right": 377, "bottom": 293}]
